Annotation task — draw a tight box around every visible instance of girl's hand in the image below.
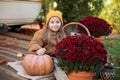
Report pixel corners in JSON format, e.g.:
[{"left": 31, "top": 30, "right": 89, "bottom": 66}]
[{"left": 36, "top": 48, "right": 46, "bottom": 55}]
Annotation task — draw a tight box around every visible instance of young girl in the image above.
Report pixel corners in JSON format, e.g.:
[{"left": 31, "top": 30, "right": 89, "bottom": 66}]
[{"left": 28, "top": 10, "right": 64, "bottom": 56}]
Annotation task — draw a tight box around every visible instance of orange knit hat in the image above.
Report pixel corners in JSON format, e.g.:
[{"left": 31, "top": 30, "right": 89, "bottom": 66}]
[{"left": 46, "top": 10, "right": 63, "bottom": 25}]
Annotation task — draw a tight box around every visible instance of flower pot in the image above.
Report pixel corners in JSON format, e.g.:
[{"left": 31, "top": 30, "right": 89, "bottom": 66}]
[{"left": 68, "top": 71, "right": 95, "bottom": 80}]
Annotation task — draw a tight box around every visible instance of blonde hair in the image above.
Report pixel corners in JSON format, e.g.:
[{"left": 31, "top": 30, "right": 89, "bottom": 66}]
[
  {"left": 39, "top": 24, "right": 63, "bottom": 46},
  {"left": 39, "top": 10, "right": 64, "bottom": 45}
]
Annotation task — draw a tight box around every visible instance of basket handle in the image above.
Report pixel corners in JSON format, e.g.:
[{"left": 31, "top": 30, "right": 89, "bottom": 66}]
[{"left": 62, "top": 22, "right": 91, "bottom": 37}]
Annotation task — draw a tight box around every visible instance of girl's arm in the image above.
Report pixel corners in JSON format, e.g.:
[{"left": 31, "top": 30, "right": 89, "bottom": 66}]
[{"left": 28, "top": 30, "right": 43, "bottom": 54}]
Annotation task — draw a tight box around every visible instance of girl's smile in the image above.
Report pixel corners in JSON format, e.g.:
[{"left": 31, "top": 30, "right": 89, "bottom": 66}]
[{"left": 49, "top": 17, "right": 61, "bottom": 32}]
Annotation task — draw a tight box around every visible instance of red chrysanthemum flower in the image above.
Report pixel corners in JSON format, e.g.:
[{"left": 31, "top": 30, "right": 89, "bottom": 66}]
[
  {"left": 78, "top": 16, "right": 112, "bottom": 38},
  {"left": 55, "top": 34, "right": 108, "bottom": 74}
]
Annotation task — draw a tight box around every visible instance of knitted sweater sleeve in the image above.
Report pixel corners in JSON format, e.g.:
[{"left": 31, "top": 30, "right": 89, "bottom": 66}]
[{"left": 28, "top": 30, "right": 43, "bottom": 53}]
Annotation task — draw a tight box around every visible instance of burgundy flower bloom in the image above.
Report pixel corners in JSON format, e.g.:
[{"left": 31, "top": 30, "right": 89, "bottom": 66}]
[
  {"left": 55, "top": 34, "right": 108, "bottom": 73},
  {"left": 78, "top": 16, "right": 112, "bottom": 37}
]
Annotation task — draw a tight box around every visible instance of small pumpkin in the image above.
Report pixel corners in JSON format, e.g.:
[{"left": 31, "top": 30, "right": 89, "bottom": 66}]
[{"left": 22, "top": 54, "right": 54, "bottom": 76}]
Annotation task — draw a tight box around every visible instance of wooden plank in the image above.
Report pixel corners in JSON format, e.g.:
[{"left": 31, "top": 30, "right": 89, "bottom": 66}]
[
  {"left": 0, "top": 45, "right": 26, "bottom": 61},
  {"left": 0, "top": 35, "right": 30, "bottom": 49},
  {"left": 0, "top": 53, "right": 16, "bottom": 62},
  {"left": 0, "top": 52, "right": 27, "bottom": 80},
  {"left": 0, "top": 46, "right": 27, "bottom": 64},
  {"left": 0, "top": 48, "right": 25, "bottom": 61},
  {"left": 0, "top": 55, "right": 25, "bottom": 80},
  {"left": 0, "top": 55, "right": 17, "bottom": 73},
  {"left": 0, "top": 32, "right": 31, "bottom": 80},
  {"left": 0, "top": 65, "right": 28, "bottom": 80},
  {"left": 0, "top": 46, "right": 28, "bottom": 56},
  {"left": 0, "top": 56, "right": 7, "bottom": 64},
  {"left": 1, "top": 32, "right": 32, "bottom": 41}
]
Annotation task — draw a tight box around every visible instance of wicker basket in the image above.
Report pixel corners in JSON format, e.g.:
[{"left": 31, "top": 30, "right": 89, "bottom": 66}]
[{"left": 62, "top": 22, "right": 91, "bottom": 37}]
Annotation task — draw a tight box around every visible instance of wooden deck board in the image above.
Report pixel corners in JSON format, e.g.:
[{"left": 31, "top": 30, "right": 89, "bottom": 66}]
[
  {"left": 0, "top": 32, "right": 31, "bottom": 80},
  {"left": 0, "top": 32, "right": 119, "bottom": 80},
  {"left": 1, "top": 32, "right": 32, "bottom": 41},
  {"left": 0, "top": 35, "right": 30, "bottom": 49},
  {"left": 0, "top": 65, "right": 27, "bottom": 80}
]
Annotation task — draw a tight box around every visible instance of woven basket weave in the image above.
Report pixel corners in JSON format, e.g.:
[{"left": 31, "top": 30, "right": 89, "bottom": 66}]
[{"left": 62, "top": 22, "right": 91, "bottom": 37}]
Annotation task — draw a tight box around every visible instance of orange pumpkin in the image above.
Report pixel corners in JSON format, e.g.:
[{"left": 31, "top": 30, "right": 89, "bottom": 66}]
[{"left": 22, "top": 54, "right": 54, "bottom": 76}]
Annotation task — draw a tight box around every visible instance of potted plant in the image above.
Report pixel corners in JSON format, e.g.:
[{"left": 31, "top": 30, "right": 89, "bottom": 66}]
[
  {"left": 78, "top": 16, "right": 112, "bottom": 40},
  {"left": 0, "top": 23, "right": 8, "bottom": 33},
  {"left": 55, "top": 34, "right": 108, "bottom": 80}
]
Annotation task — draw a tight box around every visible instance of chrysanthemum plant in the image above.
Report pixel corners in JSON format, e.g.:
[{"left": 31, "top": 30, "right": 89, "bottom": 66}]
[
  {"left": 55, "top": 34, "right": 108, "bottom": 74},
  {"left": 78, "top": 16, "right": 112, "bottom": 38}
]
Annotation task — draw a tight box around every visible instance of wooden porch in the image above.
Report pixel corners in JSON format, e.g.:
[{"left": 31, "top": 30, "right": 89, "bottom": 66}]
[
  {"left": 0, "top": 31, "right": 119, "bottom": 80},
  {"left": 0, "top": 32, "right": 32, "bottom": 80}
]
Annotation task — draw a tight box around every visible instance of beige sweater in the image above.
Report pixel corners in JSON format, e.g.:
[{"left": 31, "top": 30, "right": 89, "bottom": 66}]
[{"left": 28, "top": 28, "right": 58, "bottom": 56}]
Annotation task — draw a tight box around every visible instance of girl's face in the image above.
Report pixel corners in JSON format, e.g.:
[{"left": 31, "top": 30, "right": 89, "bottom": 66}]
[{"left": 48, "top": 17, "right": 61, "bottom": 32}]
